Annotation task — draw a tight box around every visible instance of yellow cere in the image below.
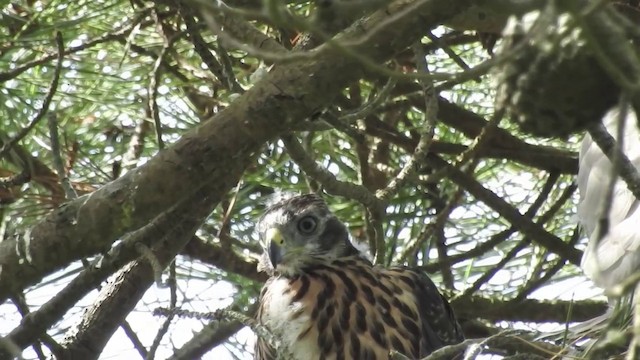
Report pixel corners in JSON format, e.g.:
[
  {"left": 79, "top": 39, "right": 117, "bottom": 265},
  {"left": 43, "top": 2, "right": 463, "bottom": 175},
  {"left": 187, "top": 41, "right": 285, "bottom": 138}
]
[{"left": 266, "top": 228, "right": 284, "bottom": 245}]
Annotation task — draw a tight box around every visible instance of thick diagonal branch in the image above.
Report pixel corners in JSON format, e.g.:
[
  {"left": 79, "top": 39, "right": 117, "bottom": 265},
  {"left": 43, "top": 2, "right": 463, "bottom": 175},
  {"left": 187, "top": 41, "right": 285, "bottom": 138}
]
[{"left": 0, "top": 0, "right": 482, "bottom": 301}]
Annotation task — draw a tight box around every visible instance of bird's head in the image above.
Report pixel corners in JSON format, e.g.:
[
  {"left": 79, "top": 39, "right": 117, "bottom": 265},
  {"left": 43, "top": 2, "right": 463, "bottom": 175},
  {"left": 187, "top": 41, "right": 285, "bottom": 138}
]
[{"left": 256, "top": 193, "right": 360, "bottom": 277}]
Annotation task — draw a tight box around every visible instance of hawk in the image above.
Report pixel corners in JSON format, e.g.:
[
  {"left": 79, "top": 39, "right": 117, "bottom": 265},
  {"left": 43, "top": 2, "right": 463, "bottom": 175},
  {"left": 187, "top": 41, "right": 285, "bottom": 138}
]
[{"left": 254, "top": 193, "right": 464, "bottom": 360}]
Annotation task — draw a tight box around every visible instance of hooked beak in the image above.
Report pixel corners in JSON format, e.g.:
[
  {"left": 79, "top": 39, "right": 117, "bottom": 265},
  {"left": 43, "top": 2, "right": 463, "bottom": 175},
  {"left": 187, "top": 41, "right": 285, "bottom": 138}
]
[{"left": 266, "top": 228, "right": 285, "bottom": 268}]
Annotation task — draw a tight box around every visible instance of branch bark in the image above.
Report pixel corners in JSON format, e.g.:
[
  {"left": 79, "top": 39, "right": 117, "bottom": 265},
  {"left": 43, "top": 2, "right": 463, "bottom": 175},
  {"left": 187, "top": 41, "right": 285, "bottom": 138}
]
[
  {"left": 56, "top": 187, "right": 217, "bottom": 359},
  {"left": 452, "top": 295, "right": 607, "bottom": 324},
  {"left": 0, "top": 182, "right": 219, "bottom": 357},
  {"left": 0, "top": 0, "right": 481, "bottom": 301}
]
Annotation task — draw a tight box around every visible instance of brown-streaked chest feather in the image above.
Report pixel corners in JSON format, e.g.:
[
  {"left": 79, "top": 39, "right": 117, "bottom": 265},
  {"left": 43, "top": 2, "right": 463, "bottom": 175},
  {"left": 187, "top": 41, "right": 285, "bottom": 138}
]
[{"left": 257, "top": 259, "right": 439, "bottom": 360}]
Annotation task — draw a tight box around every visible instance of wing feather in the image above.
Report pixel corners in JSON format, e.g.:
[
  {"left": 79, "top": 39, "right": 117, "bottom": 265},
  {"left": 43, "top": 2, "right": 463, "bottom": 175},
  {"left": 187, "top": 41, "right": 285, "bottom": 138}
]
[
  {"left": 579, "top": 107, "right": 640, "bottom": 288},
  {"left": 384, "top": 267, "right": 464, "bottom": 356}
]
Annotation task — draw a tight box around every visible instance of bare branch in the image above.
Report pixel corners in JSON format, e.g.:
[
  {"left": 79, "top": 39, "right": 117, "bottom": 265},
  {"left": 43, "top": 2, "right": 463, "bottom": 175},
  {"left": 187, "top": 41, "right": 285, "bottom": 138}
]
[
  {"left": 57, "top": 187, "right": 217, "bottom": 359},
  {"left": 121, "top": 321, "right": 149, "bottom": 359},
  {"left": 1, "top": 184, "right": 219, "bottom": 357},
  {"left": 427, "top": 154, "right": 582, "bottom": 265},
  {"left": 146, "top": 260, "right": 177, "bottom": 360},
  {"left": 376, "top": 42, "right": 437, "bottom": 202},
  {"left": 282, "top": 135, "right": 380, "bottom": 208}
]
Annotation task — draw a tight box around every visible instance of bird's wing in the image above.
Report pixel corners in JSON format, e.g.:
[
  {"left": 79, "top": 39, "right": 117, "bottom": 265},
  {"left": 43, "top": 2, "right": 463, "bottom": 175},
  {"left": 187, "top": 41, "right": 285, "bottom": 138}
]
[
  {"left": 578, "top": 107, "right": 640, "bottom": 234},
  {"left": 578, "top": 107, "right": 640, "bottom": 288},
  {"left": 579, "top": 161, "right": 637, "bottom": 234},
  {"left": 382, "top": 267, "right": 464, "bottom": 356},
  {"left": 583, "top": 205, "right": 640, "bottom": 287}
]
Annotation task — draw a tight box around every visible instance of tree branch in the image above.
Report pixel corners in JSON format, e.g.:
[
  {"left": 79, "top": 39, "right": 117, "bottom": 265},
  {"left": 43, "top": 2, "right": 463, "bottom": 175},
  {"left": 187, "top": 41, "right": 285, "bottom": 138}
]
[
  {"left": 0, "top": 0, "right": 481, "bottom": 301},
  {"left": 57, "top": 187, "right": 217, "bottom": 359},
  {"left": 427, "top": 154, "right": 582, "bottom": 265}
]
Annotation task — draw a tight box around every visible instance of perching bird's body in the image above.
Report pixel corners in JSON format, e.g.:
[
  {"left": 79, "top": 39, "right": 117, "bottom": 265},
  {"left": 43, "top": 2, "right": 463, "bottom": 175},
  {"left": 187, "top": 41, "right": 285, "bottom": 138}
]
[
  {"left": 254, "top": 194, "right": 464, "bottom": 360},
  {"left": 578, "top": 107, "right": 640, "bottom": 289}
]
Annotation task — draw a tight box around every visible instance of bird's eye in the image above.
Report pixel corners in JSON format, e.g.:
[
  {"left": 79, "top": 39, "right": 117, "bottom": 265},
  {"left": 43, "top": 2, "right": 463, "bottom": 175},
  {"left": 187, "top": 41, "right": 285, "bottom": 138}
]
[{"left": 297, "top": 216, "right": 317, "bottom": 234}]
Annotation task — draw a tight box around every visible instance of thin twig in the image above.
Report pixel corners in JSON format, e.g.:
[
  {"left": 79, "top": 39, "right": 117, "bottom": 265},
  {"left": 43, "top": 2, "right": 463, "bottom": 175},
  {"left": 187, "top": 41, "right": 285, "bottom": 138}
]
[
  {"left": 200, "top": 11, "right": 296, "bottom": 62},
  {"left": 321, "top": 111, "right": 365, "bottom": 141},
  {"left": 433, "top": 187, "right": 465, "bottom": 288},
  {"left": 179, "top": 6, "right": 232, "bottom": 89},
  {"left": 514, "top": 225, "right": 581, "bottom": 302},
  {"left": 121, "top": 321, "right": 148, "bottom": 359},
  {"left": 340, "top": 77, "right": 397, "bottom": 123},
  {"left": 135, "top": 243, "right": 164, "bottom": 286},
  {"left": 420, "top": 227, "right": 513, "bottom": 274},
  {"left": 0, "top": 31, "right": 64, "bottom": 159},
  {"left": 165, "top": 305, "right": 254, "bottom": 359},
  {"left": 376, "top": 42, "right": 436, "bottom": 202},
  {"left": 216, "top": 39, "right": 244, "bottom": 93},
  {"left": 48, "top": 114, "right": 77, "bottom": 200},
  {"left": 427, "top": 154, "right": 582, "bottom": 265},
  {"left": 122, "top": 118, "right": 151, "bottom": 170},
  {"left": 461, "top": 238, "right": 531, "bottom": 299},
  {"left": 11, "top": 294, "right": 46, "bottom": 360},
  {"left": 154, "top": 303, "right": 285, "bottom": 356},
  {"left": 425, "top": 30, "right": 470, "bottom": 72},
  {"left": 148, "top": 10, "right": 178, "bottom": 151},
  {"left": 281, "top": 135, "right": 379, "bottom": 208},
  {"left": 401, "top": 187, "right": 463, "bottom": 267},
  {"left": 0, "top": 12, "right": 150, "bottom": 83},
  {"left": 195, "top": 3, "right": 286, "bottom": 54},
  {"left": 428, "top": 107, "right": 504, "bottom": 184},
  {"left": 146, "top": 260, "right": 177, "bottom": 360},
  {"left": 458, "top": 173, "right": 563, "bottom": 299}
]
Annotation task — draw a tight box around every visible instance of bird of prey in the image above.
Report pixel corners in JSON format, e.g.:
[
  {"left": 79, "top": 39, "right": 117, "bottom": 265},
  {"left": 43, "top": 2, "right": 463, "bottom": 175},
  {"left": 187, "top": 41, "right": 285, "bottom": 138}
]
[
  {"left": 578, "top": 107, "right": 640, "bottom": 289},
  {"left": 254, "top": 193, "right": 464, "bottom": 360}
]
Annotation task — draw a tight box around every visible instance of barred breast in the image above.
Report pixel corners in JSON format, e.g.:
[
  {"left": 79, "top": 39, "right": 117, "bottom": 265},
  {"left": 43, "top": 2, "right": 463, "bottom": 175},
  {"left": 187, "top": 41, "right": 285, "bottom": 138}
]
[{"left": 257, "top": 257, "right": 442, "bottom": 360}]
